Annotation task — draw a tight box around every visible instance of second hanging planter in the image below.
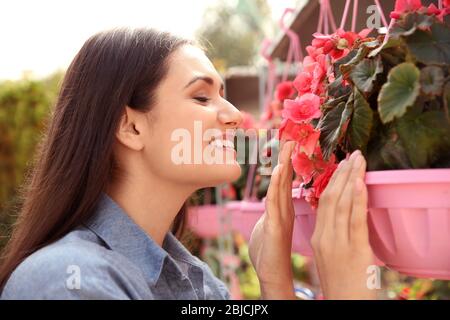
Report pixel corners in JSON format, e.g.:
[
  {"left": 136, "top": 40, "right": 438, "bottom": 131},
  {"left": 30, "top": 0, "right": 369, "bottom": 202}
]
[{"left": 292, "top": 168, "right": 450, "bottom": 280}]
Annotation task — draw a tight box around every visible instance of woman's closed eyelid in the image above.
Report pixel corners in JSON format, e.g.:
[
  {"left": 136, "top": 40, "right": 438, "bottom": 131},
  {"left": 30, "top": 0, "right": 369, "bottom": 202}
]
[{"left": 194, "top": 96, "right": 210, "bottom": 103}]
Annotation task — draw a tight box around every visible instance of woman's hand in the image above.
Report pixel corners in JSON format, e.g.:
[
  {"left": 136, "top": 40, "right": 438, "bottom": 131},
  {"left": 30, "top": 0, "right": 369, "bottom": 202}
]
[
  {"left": 248, "top": 141, "right": 297, "bottom": 300},
  {"left": 311, "top": 150, "right": 376, "bottom": 300}
]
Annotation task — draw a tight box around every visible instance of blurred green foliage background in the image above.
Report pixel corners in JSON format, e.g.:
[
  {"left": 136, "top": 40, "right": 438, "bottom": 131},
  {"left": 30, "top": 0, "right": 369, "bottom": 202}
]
[{"left": 0, "top": 72, "right": 64, "bottom": 249}]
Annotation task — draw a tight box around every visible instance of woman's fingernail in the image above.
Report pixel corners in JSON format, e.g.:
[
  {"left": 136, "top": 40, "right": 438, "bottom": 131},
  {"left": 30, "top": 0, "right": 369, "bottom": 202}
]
[
  {"left": 337, "top": 159, "right": 346, "bottom": 169},
  {"left": 349, "top": 150, "right": 361, "bottom": 160},
  {"left": 353, "top": 154, "right": 363, "bottom": 169}
]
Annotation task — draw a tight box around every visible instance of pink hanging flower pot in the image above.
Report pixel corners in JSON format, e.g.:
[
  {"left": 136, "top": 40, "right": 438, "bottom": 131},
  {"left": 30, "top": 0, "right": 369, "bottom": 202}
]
[
  {"left": 234, "top": 198, "right": 319, "bottom": 254},
  {"left": 365, "top": 169, "right": 450, "bottom": 279},
  {"left": 292, "top": 188, "right": 316, "bottom": 256},
  {"left": 230, "top": 200, "right": 265, "bottom": 242},
  {"left": 187, "top": 205, "right": 233, "bottom": 239},
  {"left": 292, "top": 169, "right": 450, "bottom": 279},
  {"left": 187, "top": 200, "right": 266, "bottom": 241}
]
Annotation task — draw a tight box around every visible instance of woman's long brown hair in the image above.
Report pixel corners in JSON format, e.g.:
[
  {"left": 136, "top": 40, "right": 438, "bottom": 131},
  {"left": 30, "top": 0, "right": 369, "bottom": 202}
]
[{"left": 0, "top": 28, "right": 191, "bottom": 291}]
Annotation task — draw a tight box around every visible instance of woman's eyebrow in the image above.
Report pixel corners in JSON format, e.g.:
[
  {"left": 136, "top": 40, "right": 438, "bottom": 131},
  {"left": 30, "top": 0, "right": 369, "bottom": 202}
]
[{"left": 184, "top": 75, "right": 224, "bottom": 91}]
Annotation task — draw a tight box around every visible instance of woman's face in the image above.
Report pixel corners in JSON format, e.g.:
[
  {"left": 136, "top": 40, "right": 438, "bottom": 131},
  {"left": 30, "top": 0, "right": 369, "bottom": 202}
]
[{"left": 128, "top": 45, "right": 243, "bottom": 189}]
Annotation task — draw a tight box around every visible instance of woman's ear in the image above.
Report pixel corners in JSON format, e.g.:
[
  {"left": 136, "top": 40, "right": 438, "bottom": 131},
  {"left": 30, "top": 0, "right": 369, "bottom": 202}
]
[{"left": 115, "top": 106, "right": 145, "bottom": 151}]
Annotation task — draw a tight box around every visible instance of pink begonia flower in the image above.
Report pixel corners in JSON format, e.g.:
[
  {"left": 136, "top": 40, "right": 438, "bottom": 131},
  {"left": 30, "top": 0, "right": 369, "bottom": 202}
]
[
  {"left": 275, "top": 81, "right": 296, "bottom": 101},
  {"left": 312, "top": 28, "right": 371, "bottom": 61},
  {"left": 305, "top": 45, "right": 323, "bottom": 60},
  {"left": 293, "top": 71, "right": 313, "bottom": 95},
  {"left": 426, "top": 3, "right": 450, "bottom": 22},
  {"left": 309, "top": 54, "right": 327, "bottom": 95},
  {"left": 291, "top": 145, "right": 336, "bottom": 185},
  {"left": 312, "top": 161, "right": 338, "bottom": 199},
  {"left": 293, "top": 146, "right": 338, "bottom": 208},
  {"left": 282, "top": 93, "right": 322, "bottom": 123},
  {"left": 278, "top": 119, "right": 320, "bottom": 155},
  {"left": 389, "top": 0, "right": 449, "bottom": 23},
  {"left": 291, "top": 148, "right": 315, "bottom": 183},
  {"left": 270, "top": 99, "right": 283, "bottom": 118},
  {"left": 390, "top": 0, "right": 423, "bottom": 19},
  {"left": 427, "top": 3, "right": 441, "bottom": 15},
  {"left": 309, "top": 146, "right": 337, "bottom": 178},
  {"left": 293, "top": 53, "right": 327, "bottom": 95},
  {"left": 303, "top": 187, "right": 319, "bottom": 208}
]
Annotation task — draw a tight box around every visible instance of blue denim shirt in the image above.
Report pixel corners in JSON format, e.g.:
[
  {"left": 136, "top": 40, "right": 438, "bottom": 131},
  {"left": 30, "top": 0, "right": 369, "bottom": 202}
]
[{"left": 1, "top": 193, "right": 230, "bottom": 300}]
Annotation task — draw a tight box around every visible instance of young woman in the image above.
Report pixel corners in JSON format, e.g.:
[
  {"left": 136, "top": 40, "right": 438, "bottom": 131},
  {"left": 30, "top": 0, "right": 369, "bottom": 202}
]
[{"left": 0, "top": 28, "right": 375, "bottom": 300}]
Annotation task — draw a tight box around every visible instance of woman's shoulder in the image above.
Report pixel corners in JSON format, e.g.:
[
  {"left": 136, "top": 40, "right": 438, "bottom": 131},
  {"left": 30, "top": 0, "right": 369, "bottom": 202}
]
[{"left": 1, "top": 227, "right": 151, "bottom": 299}]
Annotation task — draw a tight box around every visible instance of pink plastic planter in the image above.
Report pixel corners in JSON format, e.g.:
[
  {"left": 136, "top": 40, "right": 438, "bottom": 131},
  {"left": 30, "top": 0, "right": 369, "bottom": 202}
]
[
  {"left": 187, "top": 201, "right": 265, "bottom": 240},
  {"left": 292, "top": 169, "right": 450, "bottom": 280},
  {"left": 229, "top": 201, "right": 265, "bottom": 241},
  {"left": 187, "top": 205, "right": 232, "bottom": 239},
  {"left": 188, "top": 199, "right": 311, "bottom": 254},
  {"left": 188, "top": 197, "right": 342, "bottom": 254},
  {"left": 292, "top": 188, "right": 315, "bottom": 256},
  {"left": 231, "top": 200, "right": 311, "bottom": 253},
  {"left": 365, "top": 169, "right": 450, "bottom": 280}
]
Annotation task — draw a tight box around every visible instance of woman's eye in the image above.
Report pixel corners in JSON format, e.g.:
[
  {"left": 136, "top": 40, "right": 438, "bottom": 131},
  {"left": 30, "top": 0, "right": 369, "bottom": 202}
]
[{"left": 194, "top": 97, "right": 211, "bottom": 103}]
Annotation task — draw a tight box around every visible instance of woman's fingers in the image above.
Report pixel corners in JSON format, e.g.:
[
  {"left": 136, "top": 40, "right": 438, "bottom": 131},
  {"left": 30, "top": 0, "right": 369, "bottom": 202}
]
[
  {"left": 278, "top": 141, "right": 296, "bottom": 221},
  {"left": 326, "top": 151, "right": 361, "bottom": 206},
  {"left": 334, "top": 152, "right": 365, "bottom": 244},
  {"left": 350, "top": 167, "right": 370, "bottom": 248},
  {"left": 308, "top": 150, "right": 375, "bottom": 300},
  {"left": 313, "top": 150, "right": 363, "bottom": 242},
  {"left": 264, "top": 141, "right": 296, "bottom": 227},
  {"left": 277, "top": 140, "right": 295, "bottom": 167},
  {"left": 266, "top": 164, "right": 281, "bottom": 221},
  {"left": 313, "top": 160, "right": 344, "bottom": 241},
  {"left": 316, "top": 155, "right": 353, "bottom": 235}
]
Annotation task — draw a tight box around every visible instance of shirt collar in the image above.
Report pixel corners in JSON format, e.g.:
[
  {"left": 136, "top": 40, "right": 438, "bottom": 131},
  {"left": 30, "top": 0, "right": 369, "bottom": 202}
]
[{"left": 83, "top": 193, "right": 201, "bottom": 285}]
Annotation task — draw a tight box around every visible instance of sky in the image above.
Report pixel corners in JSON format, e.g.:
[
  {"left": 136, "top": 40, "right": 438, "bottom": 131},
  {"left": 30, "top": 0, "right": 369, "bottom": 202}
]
[{"left": 0, "top": 0, "right": 299, "bottom": 81}]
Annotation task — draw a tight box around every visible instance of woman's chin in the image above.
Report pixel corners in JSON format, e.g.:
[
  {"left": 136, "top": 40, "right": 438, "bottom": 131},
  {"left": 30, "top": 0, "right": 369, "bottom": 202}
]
[{"left": 202, "top": 162, "right": 242, "bottom": 186}]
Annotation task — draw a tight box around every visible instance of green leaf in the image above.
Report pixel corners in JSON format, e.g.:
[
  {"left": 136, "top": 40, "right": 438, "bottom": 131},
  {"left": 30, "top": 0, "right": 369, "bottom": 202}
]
[
  {"left": 347, "top": 89, "right": 373, "bottom": 152},
  {"left": 444, "top": 82, "right": 450, "bottom": 118},
  {"left": 327, "top": 75, "right": 351, "bottom": 98},
  {"left": 366, "top": 126, "right": 413, "bottom": 170},
  {"left": 361, "top": 39, "right": 381, "bottom": 49},
  {"left": 322, "top": 91, "right": 351, "bottom": 111},
  {"left": 404, "top": 22, "right": 450, "bottom": 65},
  {"left": 390, "top": 12, "right": 434, "bottom": 38},
  {"left": 318, "top": 102, "right": 345, "bottom": 160},
  {"left": 420, "top": 66, "right": 444, "bottom": 96},
  {"left": 379, "top": 46, "right": 407, "bottom": 67},
  {"left": 396, "top": 109, "right": 450, "bottom": 168},
  {"left": 378, "top": 62, "right": 420, "bottom": 123},
  {"left": 368, "top": 38, "right": 403, "bottom": 58},
  {"left": 318, "top": 96, "right": 353, "bottom": 160},
  {"left": 339, "top": 45, "right": 372, "bottom": 78},
  {"left": 350, "top": 56, "right": 383, "bottom": 93},
  {"left": 333, "top": 49, "right": 358, "bottom": 78}
]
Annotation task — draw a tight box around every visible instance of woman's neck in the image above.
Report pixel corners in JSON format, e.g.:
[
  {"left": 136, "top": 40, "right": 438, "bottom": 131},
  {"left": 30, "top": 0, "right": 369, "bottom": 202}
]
[{"left": 106, "top": 170, "right": 195, "bottom": 246}]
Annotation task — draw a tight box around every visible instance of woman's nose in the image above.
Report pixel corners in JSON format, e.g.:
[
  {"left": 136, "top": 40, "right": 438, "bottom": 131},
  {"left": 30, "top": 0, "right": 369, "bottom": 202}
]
[{"left": 217, "top": 100, "right": 243, "bottom": 128}]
